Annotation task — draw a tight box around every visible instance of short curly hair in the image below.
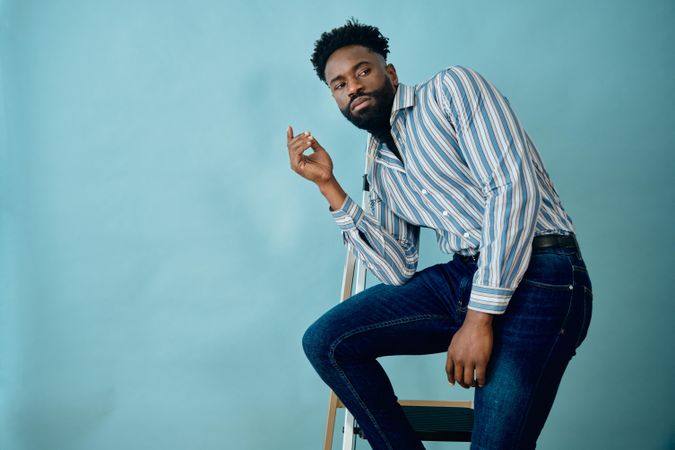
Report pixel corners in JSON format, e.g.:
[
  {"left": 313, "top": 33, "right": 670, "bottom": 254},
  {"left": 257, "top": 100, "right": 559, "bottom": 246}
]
[{"left": 310, "top": 17, "right": 390, "bottom": 84}]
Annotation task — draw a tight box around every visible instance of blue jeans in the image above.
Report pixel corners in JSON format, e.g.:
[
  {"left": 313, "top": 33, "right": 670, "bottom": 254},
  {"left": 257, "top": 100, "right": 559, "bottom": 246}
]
[{"left": 302, "top": 243, "right": 593, "bottom": 450}]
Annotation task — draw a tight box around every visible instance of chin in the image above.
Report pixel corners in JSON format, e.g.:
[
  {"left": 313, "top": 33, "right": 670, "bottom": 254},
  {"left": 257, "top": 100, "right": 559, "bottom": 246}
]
[{"left": 341, "top": 102, "right": 389, "bottom": 132}]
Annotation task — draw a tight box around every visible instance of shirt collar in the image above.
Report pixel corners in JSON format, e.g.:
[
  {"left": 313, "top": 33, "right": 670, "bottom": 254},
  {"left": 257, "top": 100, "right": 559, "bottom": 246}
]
[{"left": 391, "top": 82, "right": 416, "bottom": 114}]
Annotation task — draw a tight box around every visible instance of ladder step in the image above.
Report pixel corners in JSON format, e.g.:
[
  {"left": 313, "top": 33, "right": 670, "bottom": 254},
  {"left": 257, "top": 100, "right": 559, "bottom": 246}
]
[{"left": 402, "top": 405, "right": 474, "bottom": 442}]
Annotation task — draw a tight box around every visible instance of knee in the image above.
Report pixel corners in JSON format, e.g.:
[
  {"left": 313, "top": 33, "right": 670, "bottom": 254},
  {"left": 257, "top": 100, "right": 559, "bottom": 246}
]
[{"left": 302, "top": 317, "right": 333, "bottom": 365}]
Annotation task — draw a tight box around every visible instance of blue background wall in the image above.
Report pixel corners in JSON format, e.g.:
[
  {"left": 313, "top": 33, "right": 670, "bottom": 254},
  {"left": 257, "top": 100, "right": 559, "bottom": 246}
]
[{"left": 1, "top": 0, "right": 673, "bottom": 449}]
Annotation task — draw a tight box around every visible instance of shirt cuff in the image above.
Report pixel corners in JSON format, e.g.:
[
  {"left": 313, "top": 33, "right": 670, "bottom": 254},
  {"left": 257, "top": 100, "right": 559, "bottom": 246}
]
[
  {"left": 467, "top": 284, "right": 515, "bottom": 315},
  {"left": 329, "top": 195, "right": 364, "bottom": 231}
]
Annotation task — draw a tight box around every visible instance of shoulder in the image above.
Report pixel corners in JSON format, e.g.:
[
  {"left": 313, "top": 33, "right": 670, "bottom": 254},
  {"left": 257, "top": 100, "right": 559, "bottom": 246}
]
[
  {"left": 429, "top": 65, "right": 488, "bottom": 93},
  {"left": 430, "top": 66, "right": 504, "bottom": 110},
  {"left": 416, "top": 65, "right": 480, "bottom": 82},
  {"left": 410, "top": 66, "right": 482, "bottom": 111},
  {"left": 406, "top": 66, "right": 472, "bottom": 101}
]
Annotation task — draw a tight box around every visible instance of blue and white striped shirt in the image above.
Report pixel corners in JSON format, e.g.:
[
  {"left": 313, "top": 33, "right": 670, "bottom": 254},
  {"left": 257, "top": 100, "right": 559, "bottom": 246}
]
[{"left": 330, "top": 65, "right": 576, "bottom": 314}]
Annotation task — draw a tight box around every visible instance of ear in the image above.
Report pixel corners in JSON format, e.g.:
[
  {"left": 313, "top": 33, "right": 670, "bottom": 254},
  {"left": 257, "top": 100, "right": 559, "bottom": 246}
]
[{"left": 385, "top": 63, "right": 399, "bottom": 88}]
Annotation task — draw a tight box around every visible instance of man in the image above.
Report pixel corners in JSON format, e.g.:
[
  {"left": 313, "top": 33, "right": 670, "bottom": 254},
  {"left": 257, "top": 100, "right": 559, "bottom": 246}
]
[{"left": 286, "top": 18, "right": 593, "bottom": 450}]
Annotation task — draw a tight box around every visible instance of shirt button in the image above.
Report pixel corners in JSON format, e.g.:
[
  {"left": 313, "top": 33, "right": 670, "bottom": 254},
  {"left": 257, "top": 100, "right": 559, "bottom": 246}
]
[
  {"left": 442, "top": 210, "right": 449, "bottom": 216},
  {"left": 421, "top": 189, "right": 428, "bottom": 195},
  {"left": 463, "top": 232, "right": 471, "bottom": 238}
]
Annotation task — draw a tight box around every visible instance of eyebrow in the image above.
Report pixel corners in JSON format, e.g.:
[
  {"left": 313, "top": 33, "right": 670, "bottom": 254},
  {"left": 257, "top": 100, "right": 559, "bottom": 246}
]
[{"left": 328, "top": 61, "right": 371, "bottom": 86}]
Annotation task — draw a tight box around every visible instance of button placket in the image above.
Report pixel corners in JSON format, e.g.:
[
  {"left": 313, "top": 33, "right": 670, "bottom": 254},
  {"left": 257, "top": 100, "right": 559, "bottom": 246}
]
[
  {"left": 421, "top": 187, "right": 450, "bottom": 218},
  {"left": 415, "top": 177, "right": 452, "bottom": 221}
]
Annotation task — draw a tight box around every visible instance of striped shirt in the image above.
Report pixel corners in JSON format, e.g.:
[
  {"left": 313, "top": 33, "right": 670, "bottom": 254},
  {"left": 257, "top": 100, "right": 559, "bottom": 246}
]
[{"left": 329, "top": 65, "right": 576, "bottom": 314}]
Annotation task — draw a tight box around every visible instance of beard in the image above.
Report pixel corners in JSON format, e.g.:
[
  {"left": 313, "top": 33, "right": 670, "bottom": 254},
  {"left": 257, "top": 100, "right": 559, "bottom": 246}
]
[{"left": 339, "top": 77, "right": 396, "bottom": 136}]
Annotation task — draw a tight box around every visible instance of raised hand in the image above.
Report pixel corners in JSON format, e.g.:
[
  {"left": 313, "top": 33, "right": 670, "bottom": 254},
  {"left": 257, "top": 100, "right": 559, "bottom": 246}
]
[{"left": 286, "top": 126, "right": 334, "bottom": 187}]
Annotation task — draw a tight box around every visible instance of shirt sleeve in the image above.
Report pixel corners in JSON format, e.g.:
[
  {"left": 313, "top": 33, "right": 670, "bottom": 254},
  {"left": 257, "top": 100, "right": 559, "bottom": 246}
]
[
  {"left": 329, "top": 191, "right": 420, "bottom": 286},
  {"left": 439, "top": 66, "right": 542, "bottom": 314}
]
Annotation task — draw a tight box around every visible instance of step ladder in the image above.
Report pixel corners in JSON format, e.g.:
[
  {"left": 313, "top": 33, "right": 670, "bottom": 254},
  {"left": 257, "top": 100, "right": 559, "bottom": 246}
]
[{"left": 322, "top": 165, "right": 475, "bottom": 449}]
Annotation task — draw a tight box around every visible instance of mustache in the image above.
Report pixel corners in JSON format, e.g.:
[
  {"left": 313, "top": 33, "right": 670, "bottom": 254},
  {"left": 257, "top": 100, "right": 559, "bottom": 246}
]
[{"left": 349, "top": 92, "right": 372, "bottom": 108}]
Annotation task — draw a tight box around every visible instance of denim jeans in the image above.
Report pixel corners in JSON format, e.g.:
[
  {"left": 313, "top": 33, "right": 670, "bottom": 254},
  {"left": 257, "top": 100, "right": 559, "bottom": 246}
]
[{"left": 302, "top": 243, "right": 593, "bottom": 450}]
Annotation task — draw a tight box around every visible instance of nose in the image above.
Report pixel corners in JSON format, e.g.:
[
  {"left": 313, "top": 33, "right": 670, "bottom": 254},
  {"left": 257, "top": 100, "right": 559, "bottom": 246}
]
[{"left": 347, "top": 78, "right": 365, "bottom": 98}]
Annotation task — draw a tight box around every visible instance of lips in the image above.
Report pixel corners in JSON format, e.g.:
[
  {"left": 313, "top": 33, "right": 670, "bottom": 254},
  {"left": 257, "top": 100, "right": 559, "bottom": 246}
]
[{"left": 351, "top": 96, "right": 371, "bottom": 112}]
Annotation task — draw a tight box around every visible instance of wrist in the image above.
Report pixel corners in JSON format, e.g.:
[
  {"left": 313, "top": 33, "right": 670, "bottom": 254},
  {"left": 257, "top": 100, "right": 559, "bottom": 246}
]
[
  {"left": 464, "top": 309, "right": 494, "bottom": 327},
  {"left": 317, "top": 175, "right": 337, "bottom": 192},
  {"left": 318, "top": 176, "right": 347, "bottom": 212}
]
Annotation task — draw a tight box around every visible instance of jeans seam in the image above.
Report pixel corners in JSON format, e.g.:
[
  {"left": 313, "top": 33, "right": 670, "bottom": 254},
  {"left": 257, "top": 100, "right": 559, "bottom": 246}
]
[
  {"left": 328, "top": 314, "right": 447, "bottom": 449},
  {"left": 511, "top": 333, "right": 564, "bottom": 450},
  {"left": 575, "top": 287, "right": 591, "bottom": 348},
  {"left": 554, "top": 256, "right": 576, "bottom": 334},
  {"left": 520, "top": 278, "right": 574, "bottom": 290},
  {"left": 558, "top": 285, "right": 575, "bottom": 335}
]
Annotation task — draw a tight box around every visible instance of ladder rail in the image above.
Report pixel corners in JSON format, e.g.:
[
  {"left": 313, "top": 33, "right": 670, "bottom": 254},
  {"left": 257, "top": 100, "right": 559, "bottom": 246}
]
[{"left": 322, "top": 162, "right": 372, "bottom": 450}]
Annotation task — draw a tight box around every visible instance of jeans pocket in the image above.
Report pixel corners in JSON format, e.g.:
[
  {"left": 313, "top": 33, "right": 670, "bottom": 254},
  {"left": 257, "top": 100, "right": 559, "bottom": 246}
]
[
  {"left": 520, "top": 253, "right": 573, "bottom": 290},
  {"left": 575, "top": 286, "right": 593, "bottom": 349},
  {"left": 520, "top": 278, "right": 575, "bottom": 290},
  {"left": 456, "top": 275, "right": 470, "bottom": 313}
]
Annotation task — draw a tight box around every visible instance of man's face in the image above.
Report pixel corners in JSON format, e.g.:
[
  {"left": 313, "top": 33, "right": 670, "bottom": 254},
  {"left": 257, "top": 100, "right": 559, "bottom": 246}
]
[{"left": 323, "top": 45, "right": 398, "bottom": 134}]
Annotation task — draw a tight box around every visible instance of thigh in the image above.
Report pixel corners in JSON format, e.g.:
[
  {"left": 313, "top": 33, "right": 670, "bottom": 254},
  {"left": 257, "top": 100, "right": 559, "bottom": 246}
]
[
  {"left": 303, "top": 256, "right": 474, "bottom": 360},
  {"left": 471, "top": 250, "right": 590, "bottom": 449}
]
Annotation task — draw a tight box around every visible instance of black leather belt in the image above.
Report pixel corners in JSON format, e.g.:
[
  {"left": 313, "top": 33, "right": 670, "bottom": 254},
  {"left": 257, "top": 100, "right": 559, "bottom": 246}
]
[
  {"left": 458, "top": 233, "right": 579, "bottom": 262},
  {"left": 532, "top": 233, "right": 579, "bottom": 250}
]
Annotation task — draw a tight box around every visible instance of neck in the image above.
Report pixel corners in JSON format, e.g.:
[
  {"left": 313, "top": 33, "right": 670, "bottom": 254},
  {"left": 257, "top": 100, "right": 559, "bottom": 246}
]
[
  {"left": 373, "top": 124, "right": 403, "bottom": 163},
  {"left": 371, "top": 124, "right": 391, "bottom": 140}
]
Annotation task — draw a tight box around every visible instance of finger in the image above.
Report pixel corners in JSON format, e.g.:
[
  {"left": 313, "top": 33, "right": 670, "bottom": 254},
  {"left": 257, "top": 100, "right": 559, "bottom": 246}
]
[
  {"left": 288, "top": 130, "right": 312, "bottom": 148},
  {"left": 289, "top": 141, "right": 316, "bottom": 169},
  {"left": 462, "top": 364, "right": 474, "bottom": 389},
  {"left": 454, "top": 361, "right": 464, "bottom": 388},
  {"left": 446, "top": 358, "right": 455, "bottom": 385},
  {"left": 287, "top": 125, "right": 293, "bottom": 143},
  {"left": 290, "top": 138, "right": 314, "bottom": 157},
  {"left": 308, "top": 137, "right": 324, "bottom": 152},
  {"left": 476, "top": 363, "right": 487, "bottom": 388},
  {"left": 291, "top": 132, "right": 320, "bottom": 154}
]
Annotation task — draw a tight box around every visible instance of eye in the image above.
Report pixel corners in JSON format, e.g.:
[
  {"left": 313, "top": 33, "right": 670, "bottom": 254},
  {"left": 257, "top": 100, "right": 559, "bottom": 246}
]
[
  {"left": 333, "top": 82, "right": 345, "bottom": 91},
  {"left": 358, "top": 68, "right": 371, "bottom": 77}
]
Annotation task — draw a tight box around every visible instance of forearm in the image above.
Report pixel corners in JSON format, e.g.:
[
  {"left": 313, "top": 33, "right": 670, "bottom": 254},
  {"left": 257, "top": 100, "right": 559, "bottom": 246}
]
[
  {"left": 327, "top": 189, "right": 420, "bottom": 286},
  {"left": 319, "top": 176, "right": 347, "bottom": 212},
  {"left": 468, "top": 182, "right": 541, "bottom": 314}
]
